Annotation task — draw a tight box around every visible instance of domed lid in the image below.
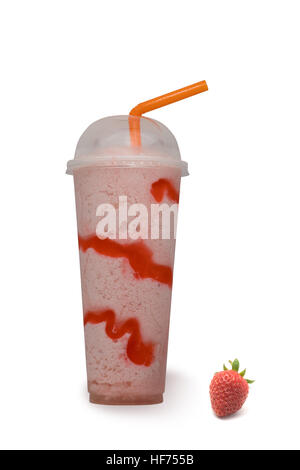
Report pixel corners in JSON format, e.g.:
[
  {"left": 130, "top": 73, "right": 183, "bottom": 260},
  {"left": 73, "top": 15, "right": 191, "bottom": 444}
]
[{"left": 66, "top": 115, "right": 188, "bottom": 176}]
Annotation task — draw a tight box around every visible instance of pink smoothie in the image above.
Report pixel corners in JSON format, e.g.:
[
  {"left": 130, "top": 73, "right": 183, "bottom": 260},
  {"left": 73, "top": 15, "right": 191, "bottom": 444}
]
[{"left": 73, "top": 166, "right": 181, "bottom": 404}]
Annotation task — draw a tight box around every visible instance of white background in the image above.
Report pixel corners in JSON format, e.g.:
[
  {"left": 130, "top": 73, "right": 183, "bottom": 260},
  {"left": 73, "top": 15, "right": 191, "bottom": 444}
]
[{"left": 0, "top": 0, "right": 299, "bottom": 451}]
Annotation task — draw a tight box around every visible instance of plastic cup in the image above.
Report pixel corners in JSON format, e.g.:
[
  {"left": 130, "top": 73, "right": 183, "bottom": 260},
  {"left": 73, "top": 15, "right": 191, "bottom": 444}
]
[{"left": 67, "top": 115, "right": 188, "bottom": 404}]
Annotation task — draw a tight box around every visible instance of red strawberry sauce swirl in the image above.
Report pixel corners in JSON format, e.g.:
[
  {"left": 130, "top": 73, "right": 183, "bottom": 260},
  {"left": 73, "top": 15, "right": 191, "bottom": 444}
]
[
  {"left": 151, "top": 178, "right": 179, "bottom": 203},
  {"left": 84, "top": 309, "right": 154, "bottom": 366},
  {"left": 78, "top": 235, "right": 173, "bottom": 287}
]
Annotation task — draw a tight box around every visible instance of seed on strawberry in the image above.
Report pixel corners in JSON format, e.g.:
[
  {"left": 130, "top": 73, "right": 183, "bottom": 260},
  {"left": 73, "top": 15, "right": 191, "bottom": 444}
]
[{"left": 210, "top": 359, "right": 254, "bottom": 418}]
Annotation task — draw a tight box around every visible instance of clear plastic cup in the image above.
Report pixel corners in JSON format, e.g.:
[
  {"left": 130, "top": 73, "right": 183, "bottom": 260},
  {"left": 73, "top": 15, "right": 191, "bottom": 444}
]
[{"left": 67, "top": 115, "right": 188, "bottom": 404}]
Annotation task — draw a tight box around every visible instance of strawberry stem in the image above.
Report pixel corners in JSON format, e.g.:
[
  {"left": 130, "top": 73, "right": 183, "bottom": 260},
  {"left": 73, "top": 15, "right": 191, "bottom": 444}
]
[{"left": 223, "top": 360, "right": 255, "bottom": 384}]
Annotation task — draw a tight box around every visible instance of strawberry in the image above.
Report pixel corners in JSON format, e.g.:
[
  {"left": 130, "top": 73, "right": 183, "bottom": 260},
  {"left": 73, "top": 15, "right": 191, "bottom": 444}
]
[{"left": 209, "top": 359, "right": 254, "bottom": 417}]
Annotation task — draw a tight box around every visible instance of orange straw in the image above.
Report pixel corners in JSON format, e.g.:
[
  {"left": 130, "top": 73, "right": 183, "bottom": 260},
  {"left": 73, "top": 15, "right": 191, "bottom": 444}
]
[{"left": 129, "top": 80, "right": 208, "bottom": 147}]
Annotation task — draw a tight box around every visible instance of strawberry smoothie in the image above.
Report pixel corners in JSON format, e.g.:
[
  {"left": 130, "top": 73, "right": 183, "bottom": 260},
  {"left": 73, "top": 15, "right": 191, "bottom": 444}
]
[
  {"left": 73, "top": 165, "right": 181, "bottom": 404},
  {"left": 67, "top": 114, "right": 189, "bottom": 404}
]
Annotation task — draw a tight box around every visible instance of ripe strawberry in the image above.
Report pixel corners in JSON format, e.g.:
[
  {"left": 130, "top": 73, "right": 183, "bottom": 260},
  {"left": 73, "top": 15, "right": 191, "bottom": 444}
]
[{"left": 210, "top": 359, "right": 254, "bottom": 417}]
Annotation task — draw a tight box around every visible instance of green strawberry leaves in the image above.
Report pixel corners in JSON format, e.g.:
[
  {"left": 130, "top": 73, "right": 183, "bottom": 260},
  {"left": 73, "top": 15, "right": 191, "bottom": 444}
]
[{"left": 223, "top": 359, "right": 255, "bottom": 384}]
